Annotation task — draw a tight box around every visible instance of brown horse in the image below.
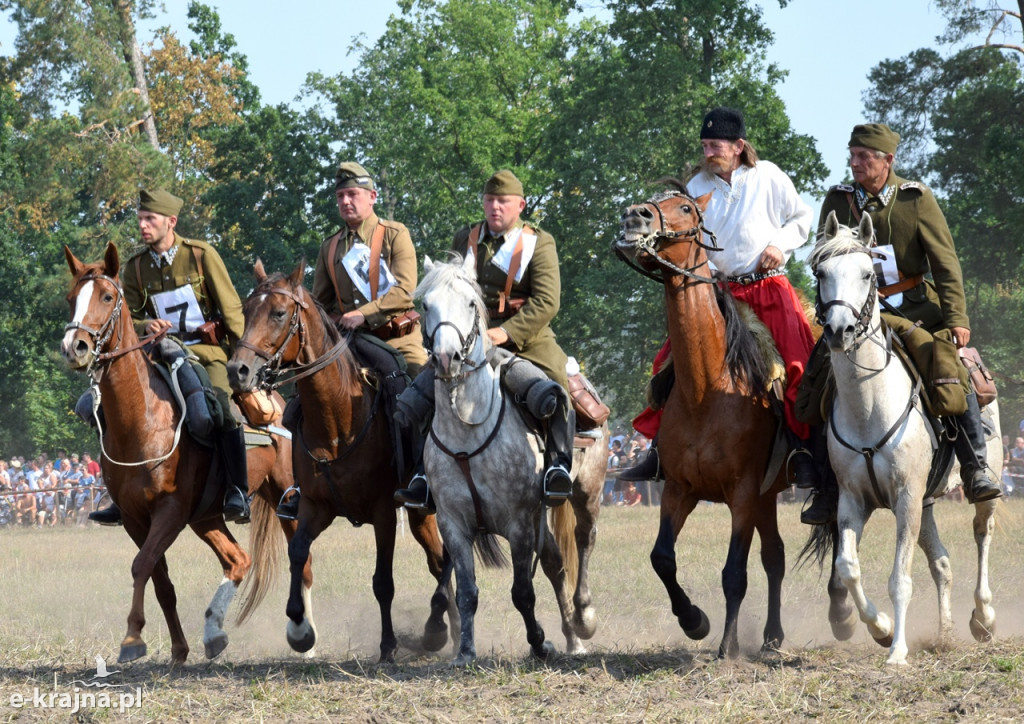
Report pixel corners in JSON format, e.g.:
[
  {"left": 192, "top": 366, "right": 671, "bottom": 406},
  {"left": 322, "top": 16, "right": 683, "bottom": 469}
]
[
  {"left": 60, "top": 243, "right": 305, "bottom": 666},
  {"left": 226, "top": 260, "right": 457, "bottom": 663},
  {"left": 615, "top": 184, "right": 849, "bottom": 657}
]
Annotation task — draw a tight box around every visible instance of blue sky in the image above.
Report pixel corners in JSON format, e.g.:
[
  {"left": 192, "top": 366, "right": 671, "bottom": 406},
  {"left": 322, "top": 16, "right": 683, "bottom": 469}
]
[{"left": 1, "top": 1, "right": 961, "bottom": 192}]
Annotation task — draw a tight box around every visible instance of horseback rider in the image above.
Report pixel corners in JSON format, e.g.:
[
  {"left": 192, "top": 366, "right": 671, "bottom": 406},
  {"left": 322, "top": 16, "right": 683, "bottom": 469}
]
[
  {"left": 275, "top": 161, "right": 428, "bottom": 520},
  {"left": 619, "top": 107, "right": 822, "bottom": 495},
  {"left": 799, "top": 123, "right": 1002, "bottom": 521},
  {"left": 393, "top": 169, "right": 575, "bottom": 511},
  {"left": 89, "top": 188, "right": 251, "bottom": 525}
]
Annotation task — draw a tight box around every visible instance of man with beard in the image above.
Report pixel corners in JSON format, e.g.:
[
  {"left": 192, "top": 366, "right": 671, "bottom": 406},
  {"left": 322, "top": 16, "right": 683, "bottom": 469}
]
[{"left": 620, "top": 107, "right": 822, "bottom": 518}]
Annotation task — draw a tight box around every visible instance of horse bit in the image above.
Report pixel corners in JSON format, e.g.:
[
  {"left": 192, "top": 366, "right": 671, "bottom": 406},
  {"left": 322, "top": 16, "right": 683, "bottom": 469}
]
[{"left": 615, "top": 190, "right": 721, "bottom": 284}]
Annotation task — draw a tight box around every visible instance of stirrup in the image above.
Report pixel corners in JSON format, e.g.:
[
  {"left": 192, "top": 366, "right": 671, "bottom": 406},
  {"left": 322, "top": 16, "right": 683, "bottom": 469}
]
[
  {"left": 543, "top": 464, "right": 573, "bottom": 507},
  {"left": 224, "top": 490, "right": 251, "bottom": 524},
  {"left": 395, "top": 474, "right": 434, "bottom": 512},
  {"left": 276, "top": 486, "right": 300, "bottom": 521},
  {"left": 963, "top": 469, "right": 1002, "bottom": 504}
]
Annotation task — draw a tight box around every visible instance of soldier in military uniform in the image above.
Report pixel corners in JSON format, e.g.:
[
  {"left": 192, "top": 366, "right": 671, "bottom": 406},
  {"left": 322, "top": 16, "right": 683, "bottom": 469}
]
[
  {"left": 89, "top": 188, "right": 251, "bottom": 525},
  {"left": 275, "top": 162, "right": 428, "bottom": 520},
  {"left": 394, "top": 169, "right": 575, "bottom": 510},
  {"left": 800, "top": 123, "right": 1001, "bottom": 523}
]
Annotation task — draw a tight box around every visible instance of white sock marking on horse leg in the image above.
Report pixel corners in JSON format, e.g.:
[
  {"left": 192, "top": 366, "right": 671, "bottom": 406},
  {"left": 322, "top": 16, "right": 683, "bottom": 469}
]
[{"left": 203, "top": 577, "right": 237, "bottom": 643}]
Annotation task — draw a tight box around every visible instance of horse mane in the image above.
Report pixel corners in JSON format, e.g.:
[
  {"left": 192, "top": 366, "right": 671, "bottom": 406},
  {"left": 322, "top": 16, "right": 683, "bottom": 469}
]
[
  {"left": 650, "top": 176, "right": 771, "bottom": 393},
  {"left": 809, "top": 222, "right": 868, "bottom": 272},
  {"left": 416, "top": 254, "right": 490, "bottom": 333}
]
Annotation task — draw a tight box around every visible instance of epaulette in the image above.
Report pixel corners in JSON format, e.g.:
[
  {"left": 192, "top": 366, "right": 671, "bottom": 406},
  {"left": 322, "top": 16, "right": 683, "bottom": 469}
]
[
  {"left": 377, "top": 217, "right": 407, "bottom": 231},
  {"left": 899, "top": 182, "right": 924, "bottom": 193},
  {"left": 827, "top": 184, "right": 855, "bottom": 194}
]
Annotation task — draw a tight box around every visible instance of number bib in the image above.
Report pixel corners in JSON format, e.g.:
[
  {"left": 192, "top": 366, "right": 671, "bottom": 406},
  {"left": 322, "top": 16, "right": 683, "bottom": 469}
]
[
  {"left": 872, "top": 244, "right": 903, "bottom": 307},
  {"left": 341, "top": 242, "right": 396, "bottom": 301},
  {"left": 151, "top": 285, "right": 205, "bottom": 343}
]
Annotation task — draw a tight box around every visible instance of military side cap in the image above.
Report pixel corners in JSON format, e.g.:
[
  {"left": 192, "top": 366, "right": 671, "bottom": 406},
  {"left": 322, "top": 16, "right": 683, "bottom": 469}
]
[
  {"left": 483, "top": 169, "right": 524, "bottom": 197},
  {"left": 849, "top": 123, "right": 900, "bottom": 155},
  {"left": 335, "top": 161, "right": 375, "bottom": 191},
  {"left": 139, "top": 188, "right": 183, "bottom": 217},
  {"left": 700, "top": 107, "right": 746, "bottom": 140}
]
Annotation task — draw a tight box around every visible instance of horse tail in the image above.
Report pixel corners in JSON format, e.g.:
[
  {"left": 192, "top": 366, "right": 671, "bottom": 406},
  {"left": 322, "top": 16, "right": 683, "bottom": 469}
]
[
  {"left": 552, "top": 504, "right": 578, "bottom": 592},
  {"left": 796, "top": 520, "right": 836, "bottom": 572},
  {"left": 236, "top": 491, "right": 282, "bottom": 624},
  {"left": 474, "top": 532, "right": 510, "bottom": 570}
]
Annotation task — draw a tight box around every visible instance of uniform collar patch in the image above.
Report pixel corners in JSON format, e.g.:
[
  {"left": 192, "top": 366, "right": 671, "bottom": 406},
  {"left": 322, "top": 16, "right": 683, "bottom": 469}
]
[
  {"left": 149, "top": 243, "right": 179, "bottom": 268},
  {"left": 855, "top": 183, "right": 896, "bottom": 211}
]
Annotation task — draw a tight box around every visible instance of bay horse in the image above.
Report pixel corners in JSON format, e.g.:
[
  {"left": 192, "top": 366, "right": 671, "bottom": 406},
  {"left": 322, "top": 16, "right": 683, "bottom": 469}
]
[
  {"left": 806, "top": 212, "right": 999, "bottom": 665},
  {"left": 614, "top": 183, "right": 834, "bottom": 658},
  {"left": 61, "top": 243, "right": 301, "bottom": 666},
  {"left": 416, "top": 254, "right": 607, "bottom": 665},
  {"left": 226, "top": 260, "right": 457, "bottom": 663}
]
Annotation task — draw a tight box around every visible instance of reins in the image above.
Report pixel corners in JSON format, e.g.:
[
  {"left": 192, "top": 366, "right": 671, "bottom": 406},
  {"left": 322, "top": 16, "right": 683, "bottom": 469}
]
[
  {"left": 614, "top": 190, "right": 720, "bottom": 284},
  {"left": 65, "top": 272, "right": 187, "bottom": 467}
]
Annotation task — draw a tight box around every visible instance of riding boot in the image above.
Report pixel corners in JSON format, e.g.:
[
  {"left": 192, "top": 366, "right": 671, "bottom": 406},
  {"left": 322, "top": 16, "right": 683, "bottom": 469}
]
[
  {"left": 618, "top": 438, "right": 661, "bottom": 482},
  {"left": 394, "top": 367, "right": 437, "bottom": 512},
  {"left": 219, "top": 426, "right": 251, "bottom": 523},
  {"left": 88, "top": 502, "right": 122, "bottom": 526},
  {"left": 542, "top": 397, "right": 575, "bottom": 507},
  {"left": 275, "top": 484, "right": 300, "bottom": 520},
  {"left": 800, "top": 425, "right": 837, "bottom": 526},
  {"left": 954, "top": 391, "right": 1002, "bottom": 504},
  {"left": 785, "top": 427, "right": 821, "bottom": 490}
]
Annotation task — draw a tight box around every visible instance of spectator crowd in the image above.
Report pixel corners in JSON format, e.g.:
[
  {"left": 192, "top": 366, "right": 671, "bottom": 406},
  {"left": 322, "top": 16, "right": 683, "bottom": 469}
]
[{"left": 0, "top": 450, "right": 108, "bottom": 528}]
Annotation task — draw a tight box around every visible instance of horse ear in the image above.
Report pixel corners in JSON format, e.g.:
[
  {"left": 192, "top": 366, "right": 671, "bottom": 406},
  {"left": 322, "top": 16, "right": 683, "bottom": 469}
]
[
  {"left": 694, "top": 191, "right": 713, "bottom": 212},
  {"left": 423, "top": 255, "right": 434, "bottom": 274},
  {"left": 824, "top": 210, "right": 840, "bottom": 240},
  {"left": 858, "top": 212, "right": 875, "bottom": 247},
  {"left": 289, "top": 258, "right": 305, "bottom": 287},
  {"left": 64, "top": 245, "right": 84, "bottom": 276},
  {"left": 461, "top": 251, "right": 476, "bottom": 279},
  {"left": 103, "top": 242, "right": 120, "bottom": 278},
  {"left": 253, "top": 258, "right": 267, "bottom": 282}
]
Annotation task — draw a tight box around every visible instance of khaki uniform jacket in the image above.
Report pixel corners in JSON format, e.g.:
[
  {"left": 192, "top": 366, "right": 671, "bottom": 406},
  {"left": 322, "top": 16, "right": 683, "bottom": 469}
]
[
  {"left": 818, "top": 171, "right": 969, "bottom": 334},
  {"left": 452, "top": 221, "right": 568, "bottom": 389},
  {"left": 311, "top": 212, "right": 427, "bottom": 367},
  {"left": 122, "top": 234, "right": 244, "bottom": 367}
]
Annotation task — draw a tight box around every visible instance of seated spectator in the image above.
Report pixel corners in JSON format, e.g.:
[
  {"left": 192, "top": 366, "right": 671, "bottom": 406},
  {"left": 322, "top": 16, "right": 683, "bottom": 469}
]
[
  {"left": 15, "top": 481, "right": 36, "bottom": 526},
  {"left": 619, "top": 480, "right": 642, "bottom": 507}
]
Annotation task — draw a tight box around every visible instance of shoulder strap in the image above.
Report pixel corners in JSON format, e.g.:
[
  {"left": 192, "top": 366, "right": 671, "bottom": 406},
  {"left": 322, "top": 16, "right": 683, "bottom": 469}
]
[
  {"left": 326, "top": 232, "right": 345, "bottom": 313},
  {"left": 845, "top": 192, "right": 863, "bottom": 224},
  {"left": 499, "top": 225, "right": 531, "bottom": 314},
  {"left": 467, "top": 223, "right": 483, "bottom": 263},
  {"left": 133, "top": 255, "right": 143, "bottom": 292},
  {"left": 368, "top": 222, "right": 386, "bottom": 301},
  {"left": 188, "top": 243, "right": 213, "bottom": 313}
]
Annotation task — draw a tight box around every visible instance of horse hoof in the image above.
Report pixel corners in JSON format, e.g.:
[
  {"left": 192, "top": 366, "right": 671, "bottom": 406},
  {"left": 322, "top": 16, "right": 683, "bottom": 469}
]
[
  {"left": 451, "top": 652, "right": 476, "bottom": 667},
  {"left": 205, "top": 633, "right": 229, "bottom": 660},
  {"left": 574, "top": 606, "right": 598, "bottom": 641},
  {"left": 873, "top": 633, "right": 894, "bottom": 648},
  {"left": 422, "top": 623, "right": 449, "bottom": 652},
  {"left": 286, "top": 620, "right": 316, "bottom": 653},
  {"left": 682, "top": 608, "right": 711, "bottom": 641},
  {"left": 118, "top": 642, "right": 147, "bottom": 663},
  {"left": 830, "top": 608, "right": 858, "bottom": 642},
  {"left": 532, "top": 641, "right": 556, "bottom": 660},
  {"left": 969, "top": 612, "right": 995, "bottom": 643}
]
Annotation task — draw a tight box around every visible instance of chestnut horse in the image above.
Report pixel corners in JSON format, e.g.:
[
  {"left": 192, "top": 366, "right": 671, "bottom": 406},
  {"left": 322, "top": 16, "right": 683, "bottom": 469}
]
[
  {"left": 226, "top": 261, "right": 457, "bottom": 663},
  {"left": 614, "top": 184, "right": 846, "bottom": 657},
  {"left": 61, "top": 243, "right": 304, "bottom": 666}
]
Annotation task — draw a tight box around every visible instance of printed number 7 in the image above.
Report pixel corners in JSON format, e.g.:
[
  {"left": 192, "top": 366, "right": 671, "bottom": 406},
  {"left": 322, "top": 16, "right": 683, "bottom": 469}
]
[{"left": 166, "top": 302, "right": 188, "bottom": 334}]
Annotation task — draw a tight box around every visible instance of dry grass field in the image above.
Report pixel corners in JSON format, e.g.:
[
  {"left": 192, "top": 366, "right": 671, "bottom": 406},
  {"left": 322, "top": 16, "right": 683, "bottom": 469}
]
[{"left": 3, "top": 497, "right": 1024, "bottom": 722}]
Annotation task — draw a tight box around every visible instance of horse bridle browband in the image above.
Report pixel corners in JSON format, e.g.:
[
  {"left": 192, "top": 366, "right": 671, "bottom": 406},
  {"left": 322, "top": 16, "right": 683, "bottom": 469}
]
[{"left": 614, "top": 190, "right": 721, "bottom": 284}]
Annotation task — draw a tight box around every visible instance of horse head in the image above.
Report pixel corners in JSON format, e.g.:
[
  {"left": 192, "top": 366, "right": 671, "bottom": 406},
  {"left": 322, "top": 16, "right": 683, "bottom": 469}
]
[
  {"left": 228, "top": 259, "right": 311, "bottom": 392},
  {"left": 417, "top": 253, "right": 490, "bottom": 383},
  {"left": 61, "top": 243, "right": 127, "bottom": 371},
  {"left": 811, "top": 211, "right": 879, "bottom": 352},
  {"left": 614, "top": 180, "right": 715, "bottom": 284}
]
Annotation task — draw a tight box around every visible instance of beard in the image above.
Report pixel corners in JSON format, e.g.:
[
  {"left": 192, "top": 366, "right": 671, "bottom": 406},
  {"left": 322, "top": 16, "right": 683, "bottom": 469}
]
[{"left": 702, "top": 156, "right": 732, "bottom": 175}]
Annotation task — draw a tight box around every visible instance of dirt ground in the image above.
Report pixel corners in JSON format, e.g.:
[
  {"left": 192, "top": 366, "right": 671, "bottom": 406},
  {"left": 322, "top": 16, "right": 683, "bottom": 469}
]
[{"left": 2, "top": 499, "right": 1024, "bottom": 722}]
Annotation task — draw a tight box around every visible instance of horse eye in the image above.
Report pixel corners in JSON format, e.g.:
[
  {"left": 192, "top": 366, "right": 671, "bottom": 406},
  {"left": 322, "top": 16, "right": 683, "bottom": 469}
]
[
  {"left": 102, "top": 292, "right": 114, "bottom": 303},
  {"left": 681, "top": 205, "right": 691, "bottom": 213},
  {"left": 421, "top": 303, "right": 430, "bottom": 313},
  {"left": 271, "top": 309, "right": 287, "bottom": 321},
  {"left": 863, "top": 272, "right": 874, "bottom": 281}
]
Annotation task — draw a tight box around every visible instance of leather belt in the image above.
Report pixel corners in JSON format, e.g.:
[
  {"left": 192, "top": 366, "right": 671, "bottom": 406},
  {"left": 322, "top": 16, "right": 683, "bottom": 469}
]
[
  {"left": 879, "top": 274, "right": 924, "bottom": 298},
  {"left": 727, "top": 269, "right": 784, "bottom": 285}
]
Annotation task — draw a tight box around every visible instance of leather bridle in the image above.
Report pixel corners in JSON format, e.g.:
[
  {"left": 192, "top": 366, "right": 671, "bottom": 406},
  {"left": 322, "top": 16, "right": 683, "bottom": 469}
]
[{"left": 614, "top": 190, "right": 720, "bottom": 284}]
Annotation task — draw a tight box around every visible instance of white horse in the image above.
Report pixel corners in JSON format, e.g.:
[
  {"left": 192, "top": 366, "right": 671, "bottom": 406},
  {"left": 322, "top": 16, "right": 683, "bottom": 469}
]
[
  {"left": 810, "top": 211, "right": 999, "bottom": 665},
  {"left": 417, "top": 253, "right": 608, "bottom": 666}
]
